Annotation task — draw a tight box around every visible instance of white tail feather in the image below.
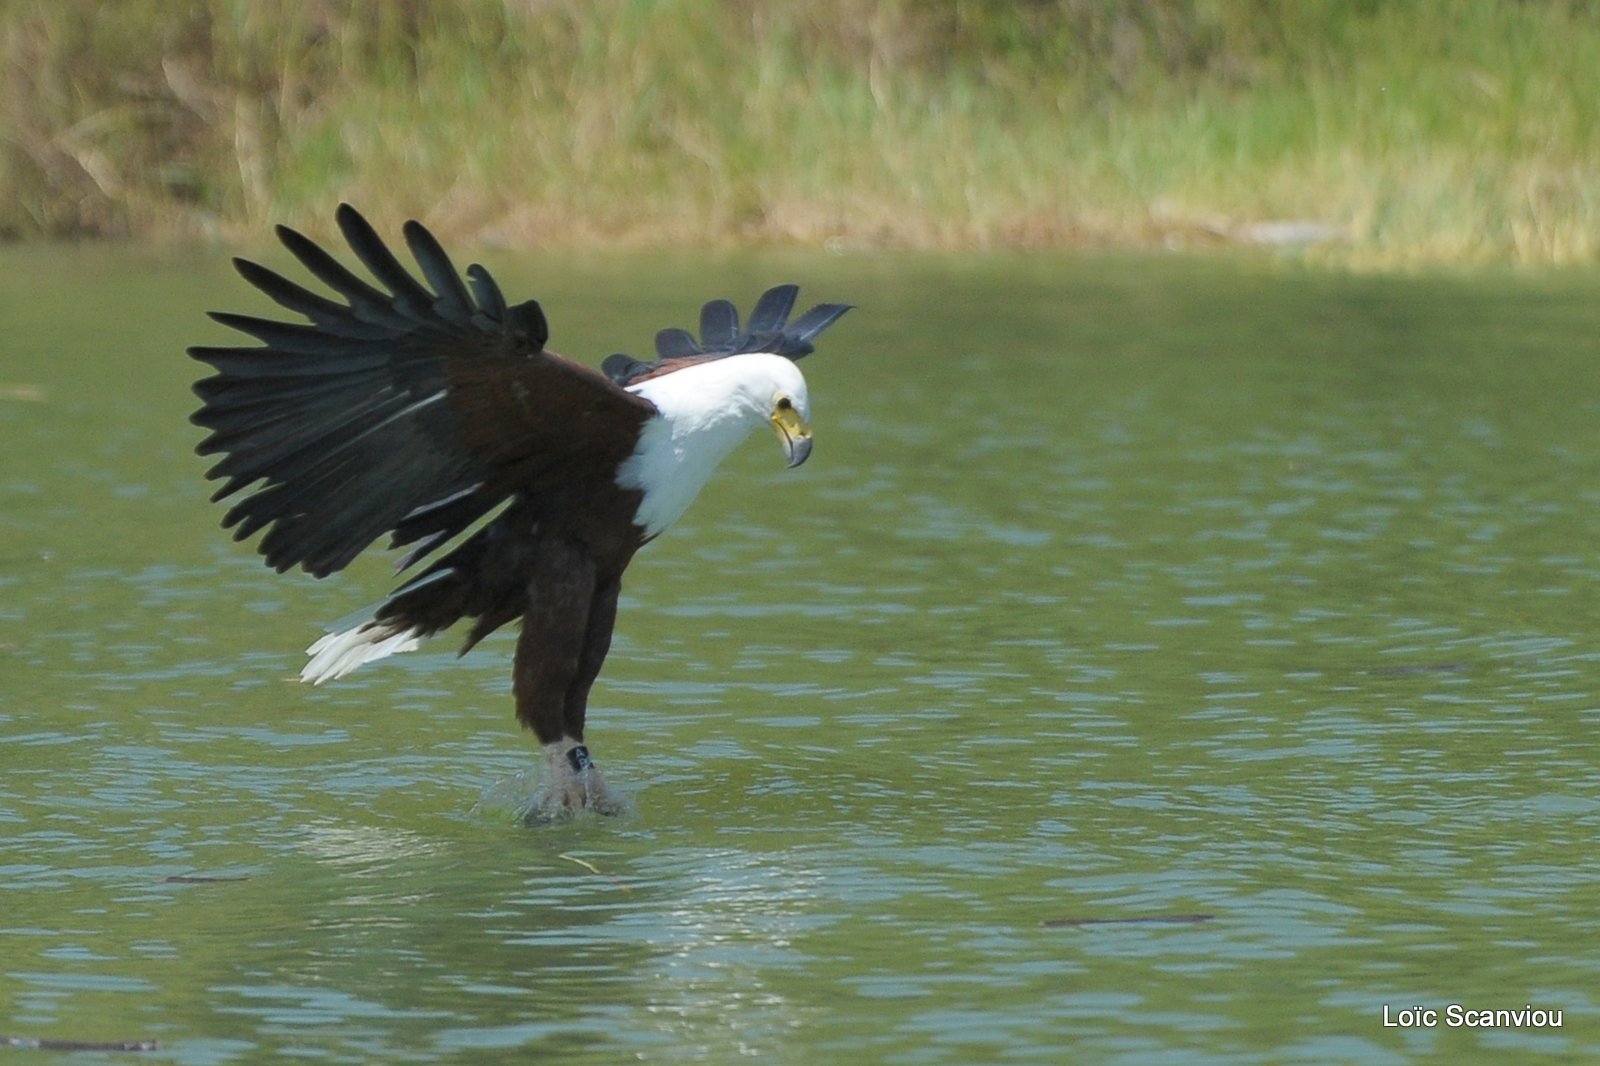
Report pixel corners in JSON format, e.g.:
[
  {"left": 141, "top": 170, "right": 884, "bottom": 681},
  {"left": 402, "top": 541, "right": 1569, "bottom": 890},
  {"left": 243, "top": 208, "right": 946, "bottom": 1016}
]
[{"left": 301, "top": 622, "right": 424, "bottom": 684}]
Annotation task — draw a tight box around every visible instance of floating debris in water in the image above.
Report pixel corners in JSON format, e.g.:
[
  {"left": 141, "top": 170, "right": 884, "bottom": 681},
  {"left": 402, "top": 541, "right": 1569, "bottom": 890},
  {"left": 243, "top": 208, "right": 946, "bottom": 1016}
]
[
  {"left": 558, "top": 852, "right": 633, "bottom": 891},
  {"left": 3, "top": 1034, "right": 159, "bottom": 1051}
]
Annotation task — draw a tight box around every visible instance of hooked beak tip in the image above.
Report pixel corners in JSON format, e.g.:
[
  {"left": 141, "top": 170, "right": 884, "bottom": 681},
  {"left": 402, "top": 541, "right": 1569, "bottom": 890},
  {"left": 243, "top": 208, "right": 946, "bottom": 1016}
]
[{"left": 785, "top": 433, "right": 813, "bottom": 468}]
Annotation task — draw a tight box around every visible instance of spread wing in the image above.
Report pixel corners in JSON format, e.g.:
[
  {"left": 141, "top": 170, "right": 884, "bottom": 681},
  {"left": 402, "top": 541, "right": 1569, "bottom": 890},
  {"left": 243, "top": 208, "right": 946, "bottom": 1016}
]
[
  {"left": 190, "top": 204, "right": 656, "bottom": 578},
  {"left": 601, "top": 284, "right": 852, "bottom": 386}
]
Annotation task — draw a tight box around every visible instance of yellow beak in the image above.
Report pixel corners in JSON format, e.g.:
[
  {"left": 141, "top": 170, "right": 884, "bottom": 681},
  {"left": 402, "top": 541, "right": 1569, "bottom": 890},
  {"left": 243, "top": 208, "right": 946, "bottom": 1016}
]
[{"left": 771, "top": 406, "right": 813, "bottom": 468}]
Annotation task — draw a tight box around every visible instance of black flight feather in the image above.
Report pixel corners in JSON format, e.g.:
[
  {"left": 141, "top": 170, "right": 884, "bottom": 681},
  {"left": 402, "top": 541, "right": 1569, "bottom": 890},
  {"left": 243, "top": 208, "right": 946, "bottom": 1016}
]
[
  {"left": 273, "top": 224, "right": 411, "bottom": 331},
  {"left": 231, "top": 258, "right": 381, "bottom": 337},
  {"left": 203, "top": 313, "right": 395, "bottom": 359},
  {"left": 604, "top": 283, "right": 852, "bottom": 386},
  {"left": 784, "top": 303, "right": 854, "bottom": 347},
  {"left": 654, "top": 327, "right": 701, "bottom": 359},
  {"left": 699, "top": 299, "right": 739, "bottom": 348},
  {"left": 402, "top": 219, "right": 475, "bottom": 326},
  {"left": 336, "top": 204, "right": 437, "bottom": 319},
  {"left": 601, "top": 353, "right": 650, "bottom": 381},
  {"left": 746, "top": 284, "right": 798, "bottom": 334},
  {"left": 189, "top": 203, "right": 651, "bottom": 583},
  {"left": 505, "top": 300, "right": 550, "bottom": 348},
  {"left": 465, "top": 264, "right": 508, "bottom": 324}
]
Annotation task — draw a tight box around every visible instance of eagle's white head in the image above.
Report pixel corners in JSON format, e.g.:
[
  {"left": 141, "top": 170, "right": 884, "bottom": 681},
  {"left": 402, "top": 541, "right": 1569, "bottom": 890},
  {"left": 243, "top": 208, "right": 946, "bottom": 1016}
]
[{"left": 617, "top": 353, "right": 812, "bottom": 539}]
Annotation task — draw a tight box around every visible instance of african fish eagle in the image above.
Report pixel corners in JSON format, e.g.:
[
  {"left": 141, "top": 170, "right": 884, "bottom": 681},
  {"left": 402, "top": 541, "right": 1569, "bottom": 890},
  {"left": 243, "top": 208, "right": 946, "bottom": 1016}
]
[{"left": 189, "top": 204, "right": 851, "bottom": 814}]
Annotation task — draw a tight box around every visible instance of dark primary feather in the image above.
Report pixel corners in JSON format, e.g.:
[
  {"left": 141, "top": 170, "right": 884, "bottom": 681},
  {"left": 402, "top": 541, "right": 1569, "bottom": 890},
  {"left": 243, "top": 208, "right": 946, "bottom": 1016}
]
[
  {"left": 231, "top": 257, "right": 372, "bottom": 336},
  {"left": 699, "top": 299, "right": 739, "bottom": 347},
  {"left": 465, "top": 264, "right": 508, "bottom": 324},
  {"left": 504, "top": 300, "right": 549, "bottom": 347},
  {"left": 602, "top": 283, "right": 853, "bottom": 386},
  {"left": 403, "top": 220, "right": 475, "bottom": 323},
  {"left": 273, "top": 223, "right": 412, "bottom": 331},
  {"left": 784, "top": 302, "right": 855, "bottom": 348},
  {"left": 653, "top": 327, "right": 700, "bottom": 359},
  {"left": 189, "top": 204, "right": 655, "bottom": 581},
  {"left": 337, "top": 206, "right": 437, "bottom": 318},
  {"left": 600, "top": 353, "right": 650, "bottom": 382},
  {"left": 746, "top": 285, "right": 797, "bottom": 335}
]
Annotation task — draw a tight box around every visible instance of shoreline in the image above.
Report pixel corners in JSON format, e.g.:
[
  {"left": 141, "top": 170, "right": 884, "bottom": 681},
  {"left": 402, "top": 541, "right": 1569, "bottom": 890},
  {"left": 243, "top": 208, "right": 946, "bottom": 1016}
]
[{"left": 4, "top": 2, "right": 1598, "bottom": 269}]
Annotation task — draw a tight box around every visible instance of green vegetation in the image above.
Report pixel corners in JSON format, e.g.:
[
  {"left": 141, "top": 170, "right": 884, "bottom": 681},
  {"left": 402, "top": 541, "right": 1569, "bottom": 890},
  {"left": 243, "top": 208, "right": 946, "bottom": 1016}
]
[{"left": 4, "top": 0, "right": 1600, "bottom": 266}]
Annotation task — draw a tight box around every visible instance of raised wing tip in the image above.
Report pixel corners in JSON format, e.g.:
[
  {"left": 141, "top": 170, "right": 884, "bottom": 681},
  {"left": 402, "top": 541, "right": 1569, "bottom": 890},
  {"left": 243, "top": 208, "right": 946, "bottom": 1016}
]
[{"left": 602, "top": 352, "right": 647, "bottom": 384}]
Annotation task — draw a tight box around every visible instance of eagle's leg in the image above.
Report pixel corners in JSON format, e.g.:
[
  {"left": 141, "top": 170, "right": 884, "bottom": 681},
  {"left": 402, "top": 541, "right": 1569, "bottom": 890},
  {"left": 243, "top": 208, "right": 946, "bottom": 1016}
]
[
  {"left": 563, "top": 576, "right": 620, "bottom": 747},
  {"left": 551, "top": 576, "right": 623, "bottom": 814},
  {"left": 514, "top": 542, "right": 620, "bottom": 816}
]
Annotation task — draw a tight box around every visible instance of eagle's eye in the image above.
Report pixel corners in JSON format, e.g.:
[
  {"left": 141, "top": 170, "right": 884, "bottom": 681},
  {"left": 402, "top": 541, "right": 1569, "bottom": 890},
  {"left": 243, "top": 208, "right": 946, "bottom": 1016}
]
[{"left": 775, "top": 396, "right": 793, "bottom": 411}]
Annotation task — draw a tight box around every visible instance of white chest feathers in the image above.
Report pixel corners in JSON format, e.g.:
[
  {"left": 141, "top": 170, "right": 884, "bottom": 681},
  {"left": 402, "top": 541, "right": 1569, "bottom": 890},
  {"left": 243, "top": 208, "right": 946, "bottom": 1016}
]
[{"left": 615, "top": 353, "right": 809, "bottom": 539}]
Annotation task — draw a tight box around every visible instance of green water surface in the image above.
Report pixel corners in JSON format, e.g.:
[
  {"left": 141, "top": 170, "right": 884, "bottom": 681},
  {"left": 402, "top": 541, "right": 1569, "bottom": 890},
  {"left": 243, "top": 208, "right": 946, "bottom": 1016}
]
[{"left": 2, "top": 243, "right": 1598, "bottom": 1063}]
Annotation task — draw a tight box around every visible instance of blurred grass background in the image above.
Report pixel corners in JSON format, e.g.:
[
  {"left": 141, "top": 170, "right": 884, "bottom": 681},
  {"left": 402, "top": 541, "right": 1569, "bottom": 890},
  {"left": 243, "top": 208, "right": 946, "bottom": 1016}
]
[{"left": 3, "top": 0, "right": 1599, "bottom": 267}]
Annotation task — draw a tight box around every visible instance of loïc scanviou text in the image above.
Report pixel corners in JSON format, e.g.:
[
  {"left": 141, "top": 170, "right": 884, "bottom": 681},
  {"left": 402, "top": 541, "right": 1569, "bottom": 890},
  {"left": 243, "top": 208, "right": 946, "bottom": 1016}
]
[{"left": 1382, "top": 1004, "right": 1563, "bottom": 1028}]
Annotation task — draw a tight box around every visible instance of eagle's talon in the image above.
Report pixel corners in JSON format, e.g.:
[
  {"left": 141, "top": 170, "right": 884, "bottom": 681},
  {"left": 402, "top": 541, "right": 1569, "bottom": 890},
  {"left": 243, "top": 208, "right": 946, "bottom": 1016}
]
[{"left": 522, "top": 739, "right": 624, "bottom": 822}]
